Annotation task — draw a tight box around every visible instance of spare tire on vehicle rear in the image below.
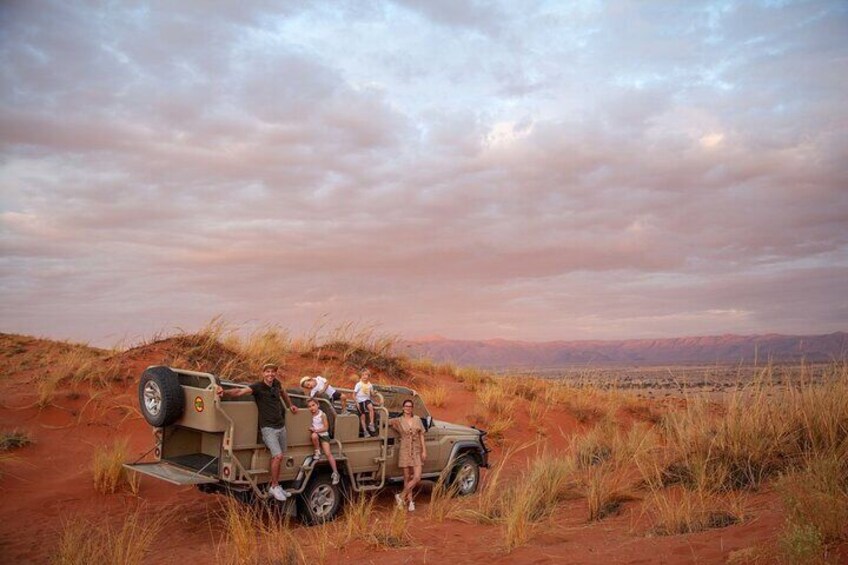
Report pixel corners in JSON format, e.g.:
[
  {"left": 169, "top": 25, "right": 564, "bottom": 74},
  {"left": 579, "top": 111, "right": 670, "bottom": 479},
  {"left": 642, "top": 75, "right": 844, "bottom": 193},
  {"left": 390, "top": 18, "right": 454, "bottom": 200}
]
[{"left": 138, "top": 366, "right": 184, "bottom": 427}]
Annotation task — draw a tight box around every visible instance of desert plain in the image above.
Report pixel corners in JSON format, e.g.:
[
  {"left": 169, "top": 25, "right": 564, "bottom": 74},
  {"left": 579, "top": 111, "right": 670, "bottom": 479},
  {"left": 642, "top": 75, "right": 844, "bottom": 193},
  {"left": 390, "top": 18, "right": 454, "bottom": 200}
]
[{"left": 0, "top": 326, "right": 846, "bottom": 565}]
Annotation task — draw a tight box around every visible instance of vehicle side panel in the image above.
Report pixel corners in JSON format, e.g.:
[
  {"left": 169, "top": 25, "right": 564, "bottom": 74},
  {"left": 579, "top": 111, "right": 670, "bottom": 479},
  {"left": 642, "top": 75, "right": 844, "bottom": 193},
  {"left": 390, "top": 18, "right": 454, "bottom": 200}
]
[{"left": 177, "top": 385, "right": 226, "bottom": 432}]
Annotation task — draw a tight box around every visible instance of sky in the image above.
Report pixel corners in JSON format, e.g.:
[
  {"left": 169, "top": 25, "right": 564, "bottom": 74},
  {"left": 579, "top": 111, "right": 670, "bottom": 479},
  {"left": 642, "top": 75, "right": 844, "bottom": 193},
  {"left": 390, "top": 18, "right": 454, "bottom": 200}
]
[{"left": 1, "top": 0, "right": 847, "bottom": 346}]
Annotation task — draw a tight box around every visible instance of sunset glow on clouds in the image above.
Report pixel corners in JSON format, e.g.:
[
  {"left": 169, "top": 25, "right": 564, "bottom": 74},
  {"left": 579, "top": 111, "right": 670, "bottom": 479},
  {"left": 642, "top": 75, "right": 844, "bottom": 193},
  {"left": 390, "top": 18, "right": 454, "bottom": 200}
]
[{"left": 1, "top": 1, "right": 847, "bottom": 345}]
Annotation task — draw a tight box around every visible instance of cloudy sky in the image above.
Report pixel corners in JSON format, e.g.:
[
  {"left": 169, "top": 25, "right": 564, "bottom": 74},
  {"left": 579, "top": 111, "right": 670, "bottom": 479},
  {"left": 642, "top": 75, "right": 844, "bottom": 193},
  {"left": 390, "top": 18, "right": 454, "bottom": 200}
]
[{"left": 2, "top": 1, "right": 847, "bottom": 346}]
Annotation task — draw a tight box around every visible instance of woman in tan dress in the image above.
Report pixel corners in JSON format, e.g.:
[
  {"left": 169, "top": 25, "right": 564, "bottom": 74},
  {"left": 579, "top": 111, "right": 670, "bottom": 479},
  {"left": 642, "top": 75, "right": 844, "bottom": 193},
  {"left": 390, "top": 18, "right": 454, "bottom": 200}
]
[{"left": 389, "top": 399, "right": 427, "bottom": 511}]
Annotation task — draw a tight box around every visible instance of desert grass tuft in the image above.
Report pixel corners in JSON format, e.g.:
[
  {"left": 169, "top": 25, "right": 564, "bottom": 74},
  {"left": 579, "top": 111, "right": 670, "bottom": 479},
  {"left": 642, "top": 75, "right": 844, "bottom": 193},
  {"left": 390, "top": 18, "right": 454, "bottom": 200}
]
[
  {"left": 369, "top": 504, "right": 411, "bottom": 548},
  {"left": 528, "top": 399, "right": 549, "bottom": 434},
  {"left": 644, "top": 487, "right": 746, "bottom": 535},
  {"left": 453, "top": 446, "right": 577, "bottom": 550},
  {"left": 428, "top": 473, "right": 461, "bottom": 522},
  {"left": 452, "top": 443, "right": 529, "bottom": 525},
  {"left": 37, "top": 373, "right": 62, "bottom": 408},
  {"left": 659, "top": 365, "right": 848, "bottom": 492},
  {"left": 215, "top": 497, "right": 305, "bottom": 564},
  {"left": 423, "top": 384, "right": 449, "bottom": 408},
  {"left": 52, "top": 506, "right": 164, "bottom": 565},
  {"left": 304, "top": 522, "right": 337, "bottom": 564},
  {"left": 92, "top": 440, "right": 130, "bottom": 494},
  {"left": 476, "top": 382, "right": 515, "bottom": 416},
  {"left": 582, "top": 462, "right": 633, "bottom": 521},
  {"left": 0, "top": 429, "right": 32, "bottom": 451},
  {"left": 340, "top": 493, "right": 375, "bottom": 543},
  {"left": 453, "top": 366, "right": 492, "bottom": 391}
]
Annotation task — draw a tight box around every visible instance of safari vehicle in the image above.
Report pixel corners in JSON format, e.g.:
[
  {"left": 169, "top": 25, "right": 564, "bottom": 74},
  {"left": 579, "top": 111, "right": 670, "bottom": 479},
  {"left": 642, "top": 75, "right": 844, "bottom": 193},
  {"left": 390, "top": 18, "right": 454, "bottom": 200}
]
[{"left": 125, "top": 366, "right": 490, "bottom": 524}]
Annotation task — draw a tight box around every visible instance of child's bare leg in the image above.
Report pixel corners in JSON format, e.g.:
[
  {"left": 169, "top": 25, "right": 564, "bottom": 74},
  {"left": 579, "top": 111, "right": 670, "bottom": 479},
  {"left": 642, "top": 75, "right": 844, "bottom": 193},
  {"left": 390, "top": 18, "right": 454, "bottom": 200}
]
[
  {"left": 322, "top": 442, "right": 338, "bottom": 474},
  {"left": 310, "top": 432, "right": 319, "bottom": 451},
  {"left": 368, "top": 403, "right": 375, "bottom": 427}
]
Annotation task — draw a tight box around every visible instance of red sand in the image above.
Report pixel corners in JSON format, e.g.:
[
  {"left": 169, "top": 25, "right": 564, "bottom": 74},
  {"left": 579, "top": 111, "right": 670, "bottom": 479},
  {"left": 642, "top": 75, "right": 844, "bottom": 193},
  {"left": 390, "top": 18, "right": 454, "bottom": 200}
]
[{"left": 0, "top": 335, "right": 831, "bottom": 564}]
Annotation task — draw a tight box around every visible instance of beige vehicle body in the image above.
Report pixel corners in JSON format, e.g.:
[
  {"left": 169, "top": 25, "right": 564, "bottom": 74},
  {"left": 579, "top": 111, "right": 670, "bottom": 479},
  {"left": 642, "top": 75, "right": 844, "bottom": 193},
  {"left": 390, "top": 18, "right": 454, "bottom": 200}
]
[{"left": 126, "top": 366, "right": 489, "bottom": 523}]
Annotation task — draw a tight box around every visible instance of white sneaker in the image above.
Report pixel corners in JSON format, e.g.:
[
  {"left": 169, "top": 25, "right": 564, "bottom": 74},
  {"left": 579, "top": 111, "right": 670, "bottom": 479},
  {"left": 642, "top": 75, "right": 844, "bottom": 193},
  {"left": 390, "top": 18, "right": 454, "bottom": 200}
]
[
  {"left": 313, "top": 449, "right": 321, "bottom": 459},
  {"left": 395, "top": 493, "right": 404, "bottom": 508},
  {"left": 408, "top": 500, "right": 415, "bottom": 512},
  {"left": 331, "top": 472, "right": 340, "bottom": 485},
  {"left": 368, "top": 424, "right": 376, "bottom": 433},
  {"left": 269, "top": 485, "right": 286, "bottom": 502}
]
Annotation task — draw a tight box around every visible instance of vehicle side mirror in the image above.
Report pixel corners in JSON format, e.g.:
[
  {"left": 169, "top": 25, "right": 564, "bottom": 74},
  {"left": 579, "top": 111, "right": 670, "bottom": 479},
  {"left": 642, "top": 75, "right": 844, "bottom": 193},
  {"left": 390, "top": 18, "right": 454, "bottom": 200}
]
[{"left": 424, "top": 416, "right": 433, "bottom": 431}]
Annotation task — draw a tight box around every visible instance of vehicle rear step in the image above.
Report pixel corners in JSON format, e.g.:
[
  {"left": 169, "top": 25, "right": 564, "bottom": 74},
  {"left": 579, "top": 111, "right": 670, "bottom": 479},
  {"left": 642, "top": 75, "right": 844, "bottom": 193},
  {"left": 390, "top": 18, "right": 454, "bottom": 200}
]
[{"left": 124, "top": 461, "right": 219, "bottom": 485}]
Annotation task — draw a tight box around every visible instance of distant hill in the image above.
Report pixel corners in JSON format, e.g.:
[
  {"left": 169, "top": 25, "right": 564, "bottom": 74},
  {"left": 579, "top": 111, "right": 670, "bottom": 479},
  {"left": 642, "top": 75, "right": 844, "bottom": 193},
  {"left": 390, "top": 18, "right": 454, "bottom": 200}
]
[{"left": 399, "top": 332, "right": 848, "bottom": 368}]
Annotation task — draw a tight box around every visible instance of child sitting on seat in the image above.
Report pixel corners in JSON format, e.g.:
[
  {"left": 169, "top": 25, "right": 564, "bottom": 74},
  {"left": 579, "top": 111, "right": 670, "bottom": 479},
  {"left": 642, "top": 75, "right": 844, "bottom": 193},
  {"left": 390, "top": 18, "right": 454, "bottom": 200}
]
[
  {"left": 306, "top": 398, "right": 340, "bottom": 485},
  {"left": 300, "top": 375, "right": 348, "bottom": 413},
  {"left": 354, "top": 369, "right": 379, "bottom": 436}
]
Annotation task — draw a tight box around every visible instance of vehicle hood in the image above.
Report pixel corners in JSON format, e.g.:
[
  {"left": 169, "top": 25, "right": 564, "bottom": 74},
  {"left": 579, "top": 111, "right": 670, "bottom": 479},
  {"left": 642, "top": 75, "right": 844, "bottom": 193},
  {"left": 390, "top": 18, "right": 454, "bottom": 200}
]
[{"left": 431, "top": 420, "right": 481, "bottom": 436}]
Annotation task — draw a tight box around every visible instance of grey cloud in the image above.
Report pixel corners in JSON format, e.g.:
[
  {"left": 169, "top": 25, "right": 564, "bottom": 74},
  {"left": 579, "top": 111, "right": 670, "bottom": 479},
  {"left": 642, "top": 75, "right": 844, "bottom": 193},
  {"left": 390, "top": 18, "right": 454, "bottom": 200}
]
[
  {"left": 391, "top": 0, "right": 506, "bottom": 35},
  {"left": 1, "top": 0, "right": 847, "bottom": 344}
]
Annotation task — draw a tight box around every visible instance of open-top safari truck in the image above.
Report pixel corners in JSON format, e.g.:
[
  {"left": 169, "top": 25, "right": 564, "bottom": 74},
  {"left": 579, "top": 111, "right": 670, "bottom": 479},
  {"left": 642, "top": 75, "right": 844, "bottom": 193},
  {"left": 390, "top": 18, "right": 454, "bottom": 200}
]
[{"left": 125, "top": 366, "right": 489, "bottom": 523}]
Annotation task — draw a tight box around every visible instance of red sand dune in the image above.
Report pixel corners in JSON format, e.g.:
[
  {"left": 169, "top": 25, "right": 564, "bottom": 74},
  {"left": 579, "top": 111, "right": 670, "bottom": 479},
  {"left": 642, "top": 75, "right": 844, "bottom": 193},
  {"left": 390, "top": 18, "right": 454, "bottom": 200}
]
[{"left": 0, "top": 333, "right": 836, "bottom": 564}]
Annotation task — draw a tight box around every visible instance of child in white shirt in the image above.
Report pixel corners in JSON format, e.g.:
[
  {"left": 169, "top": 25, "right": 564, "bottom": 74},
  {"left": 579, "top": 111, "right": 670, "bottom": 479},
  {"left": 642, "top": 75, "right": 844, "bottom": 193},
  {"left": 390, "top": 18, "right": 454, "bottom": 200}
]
[
  {"left": 354, "top": 369, "right": 378, "bottom": 436},
  {"left": 307, "top": 398, "right": 340, "bottom": 485},
  {"left": 300, "top": 375, "right": 348, "bottom": 413}
]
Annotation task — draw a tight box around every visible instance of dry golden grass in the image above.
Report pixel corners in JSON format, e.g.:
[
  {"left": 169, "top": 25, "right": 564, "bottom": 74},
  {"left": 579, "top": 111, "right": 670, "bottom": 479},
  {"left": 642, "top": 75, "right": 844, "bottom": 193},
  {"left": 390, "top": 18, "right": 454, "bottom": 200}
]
[
  {"left": 660, "top": 363, "right": 848, "bottom": 492},
  {"left": 304, "top": 523, "right": 336, "bottom": 564},
  {"left": 222, "top": 324, "right": 293, "bottom": 368},
  {"left": 502, "top": 484, "right": 538, "bottom": 551},
  {"left": 453, "top": 445, "right": 578, "bottom": 551},
  {"left": 428, "top": 473, "right": 462, "bottom": 522},
  {"left": 453, "top": 366, "right": 492, "bottom": 391},
  {"left": 544, "top": 382, "right": 611, "bottom": 423},
  {"left": 215, "top": 498, "right": 304, "bottom": 564},
  {"left": 36, "top": 373, "right": 61, "bottom": 408},
  {"left": 423, "top": 383, "right": 449, "bottom": 408},
  {"left": 369, "top": 504, "right": 411, "bottom": 548},
  {"left": 452, "top": 443, "right": 529, "bottom": 525},
  {"left": 528, "top": 399, "right": 549, "bottom": 435},
  {"left": 92, "top": 440, "right": 130, "bottom": 494},
  {"left": 340, "top": 493, "right": 376, "bottom": 543},
  {"left": 643, "top": 487, "right": 746, "bottom": 535},
  {"left": 571, "top": 419, "right": 658, "bottom": 471},
  {"left": 582, "top": 462, "right": 633, "bottom": 521},
  {"left": 52, "top": 506, "right": 164, "bottom": 565},
  {"left": 468, "top": 411, "right": 514, "bottom": 445},
  {"left": 500, "top": 454, "right": 579, "bottom": 550},
  {"left": 408, "top": 358, "right": 459, "bottom": 378},
  {"left": 476, "top": 382, "right": 515, "bottom": 416}
]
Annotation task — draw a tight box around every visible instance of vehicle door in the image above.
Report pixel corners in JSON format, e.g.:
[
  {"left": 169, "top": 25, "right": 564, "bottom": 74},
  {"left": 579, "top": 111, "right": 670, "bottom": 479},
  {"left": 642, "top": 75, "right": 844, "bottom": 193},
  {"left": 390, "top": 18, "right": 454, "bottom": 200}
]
[{"left": 412, "top": 395, "right": 441, "bottom": 474}]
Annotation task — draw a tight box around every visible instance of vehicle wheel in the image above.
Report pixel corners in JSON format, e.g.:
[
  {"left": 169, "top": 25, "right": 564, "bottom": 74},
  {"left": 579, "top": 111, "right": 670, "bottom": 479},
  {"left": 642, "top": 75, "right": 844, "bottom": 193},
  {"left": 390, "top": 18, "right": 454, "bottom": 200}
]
[
  {"left": 298, "top": 474, "right": 343, "bottom": 525},
  {"left": 138, "top": 366, "right": 184, "bottom": 427},
  {"left": 449, "top": 455, "right": 480, "bottom": 496}
]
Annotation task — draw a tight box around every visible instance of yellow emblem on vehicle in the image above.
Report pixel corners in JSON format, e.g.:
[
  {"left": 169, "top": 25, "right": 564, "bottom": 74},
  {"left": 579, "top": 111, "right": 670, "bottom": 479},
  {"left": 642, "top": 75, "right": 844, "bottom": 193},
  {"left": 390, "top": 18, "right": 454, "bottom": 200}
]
[{"left": 194, "top": 396, "right": 204, "bottom": 412}]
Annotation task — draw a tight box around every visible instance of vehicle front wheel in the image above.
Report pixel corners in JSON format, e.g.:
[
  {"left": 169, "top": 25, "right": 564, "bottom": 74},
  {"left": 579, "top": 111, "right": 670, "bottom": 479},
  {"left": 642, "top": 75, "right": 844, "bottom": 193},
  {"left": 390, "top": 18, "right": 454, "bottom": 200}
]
[
  {"left": 298, "top": 474, "right": 343, "bottom": 525},
  {"left": 449, "top": 455, "right": 480, "bottom": 496}
]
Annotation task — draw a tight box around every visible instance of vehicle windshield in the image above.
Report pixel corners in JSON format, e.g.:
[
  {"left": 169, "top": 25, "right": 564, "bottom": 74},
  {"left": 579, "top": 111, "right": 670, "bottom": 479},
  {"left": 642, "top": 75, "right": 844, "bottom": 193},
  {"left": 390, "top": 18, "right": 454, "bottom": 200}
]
[{"left": 378, "top": 387, "right": 430, "bottom": 418}]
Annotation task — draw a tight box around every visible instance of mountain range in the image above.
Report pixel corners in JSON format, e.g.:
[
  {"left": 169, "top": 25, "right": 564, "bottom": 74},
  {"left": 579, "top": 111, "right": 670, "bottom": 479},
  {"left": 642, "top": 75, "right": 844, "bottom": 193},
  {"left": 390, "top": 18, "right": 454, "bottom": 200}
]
[{"left": 399, "top": 332, "right": 848, "bottom": 368}]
